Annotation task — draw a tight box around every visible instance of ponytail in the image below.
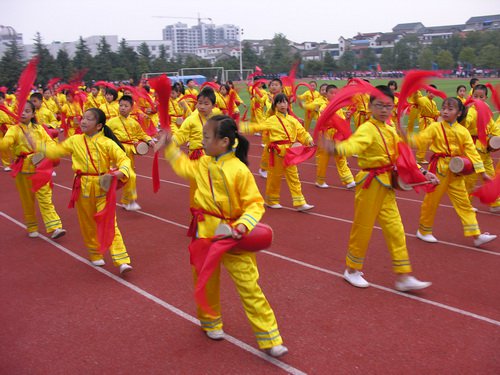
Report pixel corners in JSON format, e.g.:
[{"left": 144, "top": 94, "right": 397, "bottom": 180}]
[
  {"left": 86, "top": 108, "right": 125, "bottom": 151},
  {"left": 209, "top": 115, "right": 249, "bottom": 165}
]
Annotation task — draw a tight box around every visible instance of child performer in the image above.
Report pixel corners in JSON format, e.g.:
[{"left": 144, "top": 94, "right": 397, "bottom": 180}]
[
  {"left": 84, "top": 85, "right": 105, "bottom": 111},
  {"left": 107, "top": 95, "right": 154, "bottom": 211},
  {"left": 297, "top": 80, "right": 320, "bottom": 132},
  {"left": 0, "top": 91, "right": 16, "bottom": 171},
  {"left": 60, "top": 91, "right": 83, "bottom": 137},
  {"left": 462, "top": 84, "right": 500, "bottom": 213},
  {"left": 456, "top": 85, "right": 467, "bottom": 104},
  {"left": 415, "top": 86, "right": 440, "bottom": 164},
  {"left": 41, "top": 108, "right": 133, "bottom": 273},
  {"left": 315, "top": 85, "right": 356, "bottom": 189},
  {"left": 156, "top": 115, "right": 288, "bottom": 358},
  {"left": 412, "top": 97, "right": 496, "bottom": 247},
  {"left": 184, "top": 79, "right": 199, "bottom": 111},
  {"left": 325, "top": 86, "right": 435, "bottom": 291},
  {"left": 243, "top": 93, "right": 315, "bottom": 211},
  {"left": 29, "top": 92, "right": 59, "bottom": 130},
  {"left": 0, "top": 101, "right": 66, "bottom": 239},
  {"left": 99, "top": 88, "right": 119, "bottom": 121},
  {"left": 217, "top": 83, "right": 240, "bottom": 121}
]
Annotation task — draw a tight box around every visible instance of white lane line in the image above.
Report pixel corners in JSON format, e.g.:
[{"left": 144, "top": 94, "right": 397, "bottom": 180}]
[
  {"left": 43, "top": 185, "right": 500, "bottom": 327},
  {"left": 262, "top": 250, "right": 500, "bottom": 328},
  {"left": 0, "top": 211, "right": 307, "bottom": 375}
]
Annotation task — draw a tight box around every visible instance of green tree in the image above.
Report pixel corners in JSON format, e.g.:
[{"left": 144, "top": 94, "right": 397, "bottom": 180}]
[
  {"left": 458, "top": 47, "right": 476, "bottom": 68},
  {"left": 418, "top": 47, "right": 434, "bottom": 70},
  {"left": 303, "top": 60, "right": 323, "bottom": 76},
  {"left": 436, "top": 50, "right": 455, "bottom": 69},
  {"left": 137, "top": 42, "right": 152, "bottom": 76},
  {"left": 322, "top": 52, "right": 337, "bottom": 73},
  {"left": 33, "top": 32, "right": 56, "bottom": 85},
  {"left": 477, "top": 44, "right": 500, "bottom": 69},
  {"left": 73, "top": 37, "right": 93, "bottom": 74},
  {"left": 242, "top": 41, "right": 259, "bottom": 69},
  {"left": 263, "top": 33, "right": 293, "bottom": 73},
  {"left": 393, "top": 35, "right": 420, "bottom": 69},
  {"left": 0, "top": 39, "right": 24, "bottom": 88},
  {"left": 92, "top": 36, "right": 115, "bottom": 81},
  {"left": 379, "top": 48, "right": 394, "bottom": 70},
  {"left": 358, "top": 48, "right": 377, "bottom": 70},
  {"left": 339, "top": 49, "right": 355, "bottom": 71},
  {"left": 55, "top": 49, "right": 73, "bottom": 81},
  {"left": 116, "top": 39, "right": 138, "bottom": 82}
]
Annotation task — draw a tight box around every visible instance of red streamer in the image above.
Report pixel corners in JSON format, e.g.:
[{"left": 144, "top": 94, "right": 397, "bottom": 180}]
[
  {"left": 471, "top": 174, "right": 500, "bottom": 204},
  {"left": 94, "top": 175, "right": 118, "bottom": 254},
  {"left": 152, "top": 151, "right": 160, "bottom": 193},
  {"left": 148, "top": 75, "right": 172, "bottom": 130},
  {"left": 16, "top": 57, "right": 39, "bottom": 119},
  {"left": 464, "top": 98, "right": 492, "bottom": 146}
]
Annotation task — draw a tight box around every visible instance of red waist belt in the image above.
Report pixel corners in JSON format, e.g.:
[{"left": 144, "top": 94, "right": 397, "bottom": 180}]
[
  {"left": 68, "top": 171, "right": 105, "bottom": 208},
  {"left": 428, "top": 153, "right": 450, "bottom": 174},
  {"left": 361, "top": 164, "right": 394, "bottom": 188},
  {"left": 268, "top": 140, "right": 291, "bottom": 167},
  {"left": 10, "top": 152, "right": 34, "bottom": 178},
  {"left": 188, "top": 207, "right": 233, "bottom": 238}
]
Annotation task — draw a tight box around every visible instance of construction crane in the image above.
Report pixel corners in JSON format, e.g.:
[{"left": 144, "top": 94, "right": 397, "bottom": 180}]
[{"left": 152, "top": 13, "right": 213, "bottom": 26}]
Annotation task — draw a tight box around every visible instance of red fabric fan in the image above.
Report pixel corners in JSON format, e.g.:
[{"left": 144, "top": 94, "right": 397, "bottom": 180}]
[
  {"left": 93, "top": 81, "right": 117, "bottom": 90},
  {"left": 284, "top": 145, "right": 317, "bottom": 167},
  {"left": 251, "top": 79, "right": 268, "bottom": 97},
  {"left": 314, "top": 81, "right": 382, "bottom": 142},
  {"left": 464, "top": 98, "right": 492, "bottom": 146},
  {"left": 422, "top": 84, "right": 447, "bottom": 100},
  {"left": 471, "top": 174, "right": 500, "bottom": 204},
  {"left": 16, "top": 57, "right": 39, "bottom": 119},
  {"left": 46, "top": 77, "right": 61, "bottom": 89},
  {"left": 291, "top": 82, "right": 314, "bottom": 103},
  {"left": 94, "top": 175, "right": 118, "bottom": 253},
  {"left": 396, "top": 142, "right": 434, "bottom": 193},
  {"left": 28, "top": 159, "right": 54, "bottom": 192},
  {"left": 148, "top": 74, "right": 172, "bottom": 130},
  {"left": 396, "top": 70, "right": 442, "bottom": 131},
  {"left": 485, "top": 83, "right": 500, "bottom": 111},
  {"left": 200, "top": 81, "right": 220, "bottom": 91},
  {"left": 227, "top": 90, "right": 236, "bottom": 117},
  {"left": 68, "top": 69, "right": 88, "bottom": 87}
]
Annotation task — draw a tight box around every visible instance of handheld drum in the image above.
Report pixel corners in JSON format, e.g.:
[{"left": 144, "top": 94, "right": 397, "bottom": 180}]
[
  {"left": 31, "top": 152, "right": 45, "bottom": 166},
  {"left": 135, "top": 141, "right": 149, "bottom": 155},
  {"left": 488, "top": 136, "right": 500, "bottom": 152},
  {"left": 449, "top": 156, "right": 474, "bottom": 175}
]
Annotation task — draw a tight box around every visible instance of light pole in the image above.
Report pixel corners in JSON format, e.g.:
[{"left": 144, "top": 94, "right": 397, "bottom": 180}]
[{"left": 239, "top": 28, "right": 244, "bottom": 81}]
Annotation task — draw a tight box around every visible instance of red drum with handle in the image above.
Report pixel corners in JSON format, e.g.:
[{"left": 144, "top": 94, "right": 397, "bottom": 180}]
[
  {"left": 449, "top": 156, "right": 474, "bottom": 175},
  {"left": 214, "top": 223, "right": 273, "bottom": 252},
  {"left": 488, "top": 136, "right": 500, "bottom": 152}
]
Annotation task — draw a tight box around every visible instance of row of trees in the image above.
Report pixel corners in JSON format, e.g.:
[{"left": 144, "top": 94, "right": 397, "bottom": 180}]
[{"left": 0, "top": 30, "right": 499, "bottom": 88}]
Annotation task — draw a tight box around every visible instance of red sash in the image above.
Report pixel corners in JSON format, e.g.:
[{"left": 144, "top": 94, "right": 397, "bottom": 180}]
[{"left": 361, "top": 164, "right": 394, "bottom": 188}]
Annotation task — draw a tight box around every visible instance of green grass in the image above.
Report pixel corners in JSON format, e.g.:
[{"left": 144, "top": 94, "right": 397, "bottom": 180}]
[{"left": 234, "top": 78, "right": 500, "bottom": 120}]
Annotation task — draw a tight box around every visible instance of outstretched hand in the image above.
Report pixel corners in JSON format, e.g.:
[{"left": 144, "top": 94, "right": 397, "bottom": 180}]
[
  {"left": 153, "top": 130, "right": 172, "bottom": 153},
  {"left": 425, "top": 171, "right": 440, "bottom": 185}
]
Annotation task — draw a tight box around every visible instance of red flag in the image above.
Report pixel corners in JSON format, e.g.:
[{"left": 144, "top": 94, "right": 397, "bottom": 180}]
[
  {"left": 148, "top": 75, "right": 172, "bottom": 130},
  {"left": 471, "top": 174, "right": 500, "bottom": 204},
  {"left": 94, "top": 175, "right": 118, "bottom": 254},
  {"left": 284, "top": 145, "right": 317, "bottom": 167},
  {"left": 16, "top": 57, "right": 39, "bottom": 119},
  {"left": 152, "top": 151, "right": 160, "bottom": 193},
  {"left": 396, "top": 70, "right": 442, "bottom": 131},
  {"left": 464, "top": 98, "right": 492, "bottom": 147}
]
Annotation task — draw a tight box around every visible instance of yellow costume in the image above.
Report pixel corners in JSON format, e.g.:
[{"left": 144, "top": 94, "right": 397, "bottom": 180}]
[
  {"left": 61, "top": 101, "right": 83, "bottom": 136},
  {"left": 164, "top": 143, "right": 283, "bottom": 349},
  {"left": 415, "top": 95, "right": 440, "bottom": 162},
  {"left": 298, "top": 89, "right": 320, "bottom": 131},
  {"left": 99, "top": 101, "right": 119, "bottom": 121}
]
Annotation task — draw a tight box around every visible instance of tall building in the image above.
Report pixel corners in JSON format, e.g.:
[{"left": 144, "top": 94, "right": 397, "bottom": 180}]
[
  {"left": 0, "top": 25, "right": 23, "bottom": 57},
  {"left": 163, "top": 22, "right": 239, "bottom": 55}
]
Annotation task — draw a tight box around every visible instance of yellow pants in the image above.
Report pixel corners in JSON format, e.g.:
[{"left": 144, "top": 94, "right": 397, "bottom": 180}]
[
  {"left": 303, "top": 111, "right": 316, "bottom": 132},
  {"left": 415, "top": 118, "right": 433, "bottom": 162},
  {"left": 0, "top": 132, "right": 12, "bottom": 167},
  {"left": 407, "top": 107, "right": 419, "bottom": 134},
  {"left": 259, "top": 147, "right": 269, "bottom": 172},
  {"left": 265, "top": 153, "right": 306, "bottom": 207},
  {"left": 419, "top": 171, "right": 480, "bottom": 237},
  {"left": 316, "top": 148, "right": 354, "bottom": 186},
  {"left": 196, "top": 250, "right": 283, "bottom": 349},
  {"left": 15, "top": 173, "right": 62, "bottom": 235},
  {"left": 465, "top": 151, "right": 500, "bottom": 208},
  {"left": 75, "top": 185, "right": 130, "bottom": 266},
  {"left": 121, "top": 151, "right": 137, "bottom": 204},
  {"left": 346, "top": 179, "right": 412, "bottom": 273}
]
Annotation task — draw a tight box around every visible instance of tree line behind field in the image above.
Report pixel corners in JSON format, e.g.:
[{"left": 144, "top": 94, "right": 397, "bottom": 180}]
[{"left": 0, "top": 30, "right": 499, "bottom": 89}]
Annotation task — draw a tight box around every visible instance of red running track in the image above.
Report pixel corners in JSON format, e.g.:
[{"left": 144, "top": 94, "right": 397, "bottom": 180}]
[{"left": 1, "top": 135, "right": 499, "bottom": 374}]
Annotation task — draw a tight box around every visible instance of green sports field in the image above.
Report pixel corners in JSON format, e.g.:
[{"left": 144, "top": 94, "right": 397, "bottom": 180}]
[{"left": 234, "top": 78, "right": 500, "bottom": 121}]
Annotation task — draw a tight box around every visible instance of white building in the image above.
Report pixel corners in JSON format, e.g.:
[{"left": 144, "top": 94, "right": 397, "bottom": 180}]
[{"left": 0, "top": 25, "right": 24, "bottom": 58}]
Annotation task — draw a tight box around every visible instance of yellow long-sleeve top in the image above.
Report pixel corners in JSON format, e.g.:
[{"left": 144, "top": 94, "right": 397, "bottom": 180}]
[
  {"left": 43, "top": 131, "right": 131, "bottom": 198},
  {"left": 417, "top": 96, "right": 439, "bottom": 121},
  {"left": 245, "top": 112, "right": 313, "bottom": 156},
  {"left": 164, "top": 142, "right": 264, "bottom": 238},
  {"left": 0, "top": 108, "right": 16, "bottom": 131},
  {"left": 0, "top": 123, "right": 56, "bottom": 173},
  {"left": 354, "top": 93, "right": 370, "bottom": 114},
  {"left": 317, "top": 102, "right": 346, "bottom": 141},
  {"left": 99, "top": 101, "right": 119, "bottom": 120},
  {"left": 463, "top": 105, "right": 499, "bottom": 153},
  {"left": 336, "top": 117, "right": 400, "bottom": 187},
  {"left": 43, "top": 98, "right": 59, "bottom": 115},
  {"left": 250, "top": 91, "right": 267, "bottom": 124},
  {"left": 172, "top": 109, "right": 222, "bottom": 151},
  {"left": 107, "top": 115, "right": 152, "bottom": 154},
  {"left": 61, "top": 102, "right": 83, "bottom": 129},
  {"left": 184, "top": 87, "right": 199, "bottom": 110},
  {"left": 305, "top": 96, "right": 328, "bottom": 116},
  {"left": 216, "top": 94, "right": 239, "bottom": 114},
  {"left": 35, "top": 107, "right": 58, "bottom": 128},
  {"left": 84, "top": 94, "right": 105, "bottom": 111},
  {"left": 230, "top": 89, "right": 243, "bottom": 105},
  {"left": 169, "top": 98, "right": 185, "bottom": 124},
  {"left": 411, "top": 120, "right": 485, "bottom": 175}
]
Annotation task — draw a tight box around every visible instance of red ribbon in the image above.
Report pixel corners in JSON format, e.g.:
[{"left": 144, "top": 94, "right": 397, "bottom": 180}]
[
  {"left": 9, "top": 153, "right": 32, "bottom": 178},
  {"left": 152, "top": 151, "right": 160, "bottom": 193},
  {"left": 188, "top": 148, "right": 204, "bottom": 160},
  {"left": 283, "top": 145, "right": 317, "bottom": 167},
  {"left": 94, "top": 175, "right": 118, "bottom": 254},
  {"left": 28, "top": 158, "right": 54, "bottom": 192}
]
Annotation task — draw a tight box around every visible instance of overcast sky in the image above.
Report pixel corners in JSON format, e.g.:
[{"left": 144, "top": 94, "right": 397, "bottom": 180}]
[{"left": 2, "top": 0, "right": 499, "bottom": 45}]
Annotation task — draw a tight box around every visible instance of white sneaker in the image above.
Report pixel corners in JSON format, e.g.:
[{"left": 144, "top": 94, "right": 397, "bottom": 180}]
[
  {"left": 474, "top": 233, "right": 497, "bottom": 247},
  {"left": 258, "top": 169, "right": 268, "bottom": 178},
  {"left": 28, "top": 231, "right": 39, "bottom": 238},
  {"left": 490, "top": 206, "right": 500, "bottom": 214},
  {"left": 265, "top": 203, "right": 282, "bottom": 209},
  {"left": 91, "top": 259, "right": 105, "bottom": 266},
  {"left": 416, "top": 230, "right": 438, "bottom": 243},
  {"left": 315, "top": 182, "right": 329, "bottom": 189},
  {"left": 472, "top": 207, "right": 478, "bottom": 212},
  {"left": 266, "top": 344, "right": 288, "bottom": 358},
  {"left": 3, "top": 166, "right": 12, "bottom": 172},
  {"left": 119, "top": 264, "right": 133, "bottom": 274},
  {"left": 206, "top": 329, "right": 225, "bottom": 340},
  {"left": 50, "top": 228, "right": 66, "bottom": 239},
  {"left": 343, "top": 269, "right": 370, "bottom": 288},
  {"left": 346, "top": 182, "right": 356, "bottom": 189},
  {"left": 52, "top": 171, "right": 57, "bottom": 177},
  {"left": 296, "top": 203, "right": 314, "bottom": 212},
  {"left": 125, "top": 201, "right": 141, "bottom": 211},
  {"left": 395, "top": 276, "right": 432, "bottom": 292}
]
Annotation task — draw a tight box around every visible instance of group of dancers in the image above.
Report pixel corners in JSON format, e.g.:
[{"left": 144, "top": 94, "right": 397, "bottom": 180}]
[{"left": 0, "top": 66, "right": 499, "bottom": 357}]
